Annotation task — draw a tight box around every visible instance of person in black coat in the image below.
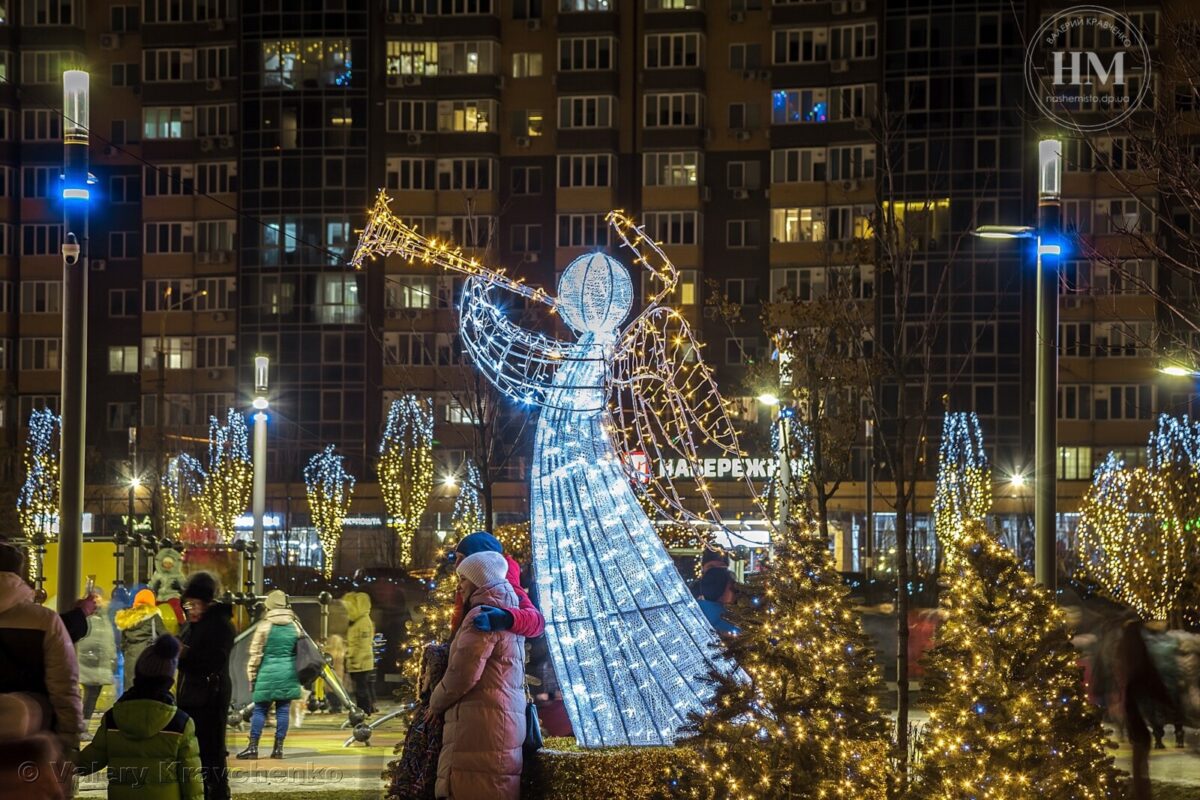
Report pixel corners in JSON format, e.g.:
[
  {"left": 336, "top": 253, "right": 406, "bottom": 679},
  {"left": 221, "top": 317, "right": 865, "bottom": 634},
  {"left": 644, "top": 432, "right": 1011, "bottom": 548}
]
[{"left": 178, "top": 572, "right": 235, "bottom": 800}]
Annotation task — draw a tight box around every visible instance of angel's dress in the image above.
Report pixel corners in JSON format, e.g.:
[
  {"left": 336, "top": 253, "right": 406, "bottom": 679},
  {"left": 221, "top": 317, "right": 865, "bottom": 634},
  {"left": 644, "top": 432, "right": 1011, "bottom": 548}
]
[{"left": 531, "top": 330, "right": 733, "bottom": 747}]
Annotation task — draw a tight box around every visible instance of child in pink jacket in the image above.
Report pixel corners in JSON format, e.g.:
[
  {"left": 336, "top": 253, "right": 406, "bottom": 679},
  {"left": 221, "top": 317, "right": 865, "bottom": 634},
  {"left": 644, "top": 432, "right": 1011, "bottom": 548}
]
[{"left": 449, "top": 532, "right": 544, "bottom": 639}]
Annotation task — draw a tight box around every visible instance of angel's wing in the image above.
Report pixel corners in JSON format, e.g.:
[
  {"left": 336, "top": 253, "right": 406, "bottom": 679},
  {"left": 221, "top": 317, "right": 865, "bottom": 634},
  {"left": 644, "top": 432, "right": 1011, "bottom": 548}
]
[
  {"left": 460, "top": 277, "right": 597, "bottom": 409},
  {"left": 609, "top": 306, "right": 769, "bottom": 540}
]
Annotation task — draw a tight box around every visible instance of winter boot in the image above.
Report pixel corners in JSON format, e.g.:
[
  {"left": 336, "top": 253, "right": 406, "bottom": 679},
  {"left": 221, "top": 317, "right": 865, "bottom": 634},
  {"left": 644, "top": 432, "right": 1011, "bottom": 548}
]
[
  {"left": 236, "top": 739, "right": 259, "bottom": 760},
  {"left": 270, "top": 737, "right": 285, "bottom": 759}
]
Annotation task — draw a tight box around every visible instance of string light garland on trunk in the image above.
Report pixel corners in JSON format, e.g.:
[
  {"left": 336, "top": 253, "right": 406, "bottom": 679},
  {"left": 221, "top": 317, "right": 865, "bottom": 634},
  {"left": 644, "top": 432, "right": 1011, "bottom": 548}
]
[
  {"left": 162, "top": 454, "right": 202, "bottom": 539},
  {"left": 195, "top": 409, "right": 252, "bottom": 543},
  {"left": 304, "top": 444, "right": 356, "bottom": 579},
  {"left": 17, "top": 408, "right": 60, "bottom": 582},
  {"left": 378, "top": 395, "right": 434, "bottom": 567},
  {"left": 931, "top": 411, "right": 991, "bottom": 550},
  {"left": 451, "top": 459, "right": 485, "bottom": 538},
  {"left": 1077, "top": 453, "right": 1187, "bottom": 621}
]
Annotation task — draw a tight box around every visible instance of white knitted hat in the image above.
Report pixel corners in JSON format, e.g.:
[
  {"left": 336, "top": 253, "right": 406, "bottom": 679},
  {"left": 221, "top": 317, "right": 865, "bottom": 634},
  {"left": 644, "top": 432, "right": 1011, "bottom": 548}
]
[{"left": 455, "top": 551, "right": 509, "bottom": 590}]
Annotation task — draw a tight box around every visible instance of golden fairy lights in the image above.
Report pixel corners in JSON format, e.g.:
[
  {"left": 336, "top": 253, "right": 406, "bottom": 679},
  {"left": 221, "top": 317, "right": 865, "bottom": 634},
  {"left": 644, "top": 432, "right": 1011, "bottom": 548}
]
[
  {"left": 16, "top": 409, "right": 60, "bottom": 582},
  {"left": 162, "top": 454, "right": 202, "bottom": 539},
  {"left": 304, "top": 444, "right": 356, "bottom": 580},
  {"left": 195, "top": 410, "right": 253, "bottom": 544},
  {"left": 1077, "top": 453, "right": 1187, "bottom": 621},
  {"left": 682, "top": 526, "right": 892, "bottom": 800},
  {"left": 493, "top": 521, "right": 531, "bottom": 563},
  {"left": 917, "top": 521, "right": 1120, "bottom": 799},
  {"left": 378, "top": 395, "right": 434, "bottom": 568}
]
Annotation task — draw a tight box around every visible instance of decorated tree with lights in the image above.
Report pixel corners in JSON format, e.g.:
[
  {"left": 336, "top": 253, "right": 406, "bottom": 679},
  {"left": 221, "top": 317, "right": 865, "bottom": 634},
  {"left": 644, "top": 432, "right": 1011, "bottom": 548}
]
[
  {"left": 17, "top": 409, "right": 60, "bottom": 582},
  {"left": 451, "top": 459, "right": 485, "bottom": 538},
  {"left": 681, "top": 523, "right": 892, "bottom": 799},
  {"left": 931, "top": 411, "right": 992, "bottom": 555},
  {"left": 399, "top": 560, "right": 457, "bottom": 695},
  {"left": 162, "top": 454, "right": 203, "bottom": 539},
  {"left": 195, "top": 409, "right": 252, "bottom": 543},
  {"left": 304, "top": 444, "right": 356, "bottom": 579},
  {"left": 493, "top": 520, "right": 532, "bottom": 564},
  {"left": 1077, "top": 453, "right": 1188, "bottom": 622},
  {"left": 378, "top": 395, "right": 434, "bottom": 567},
  {"left": 915, "top": 520, "right": 1121, "bottom": 799},
  {"left": 1144, "top": 414, "right": 1200, "bottom": 619}
]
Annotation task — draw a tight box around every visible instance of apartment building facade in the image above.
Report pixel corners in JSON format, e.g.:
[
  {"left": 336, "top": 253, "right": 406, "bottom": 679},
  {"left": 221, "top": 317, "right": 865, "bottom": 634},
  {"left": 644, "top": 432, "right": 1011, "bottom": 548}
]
[{"left": 0, "top": 0, "right": 1186, "bottom": 573}]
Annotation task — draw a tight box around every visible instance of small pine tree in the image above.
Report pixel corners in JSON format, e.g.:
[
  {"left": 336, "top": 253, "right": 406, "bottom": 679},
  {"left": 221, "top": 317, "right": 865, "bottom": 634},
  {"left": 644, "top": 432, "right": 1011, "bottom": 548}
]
[
  {"left": 681, "top": 528, "right": 892, "bottom": 799},
  {"left": 914, "top": 521, "right": 1121, "bottom": 800},
  {"left": 400, "top": 563, "right": 457, "bottom": 695}
]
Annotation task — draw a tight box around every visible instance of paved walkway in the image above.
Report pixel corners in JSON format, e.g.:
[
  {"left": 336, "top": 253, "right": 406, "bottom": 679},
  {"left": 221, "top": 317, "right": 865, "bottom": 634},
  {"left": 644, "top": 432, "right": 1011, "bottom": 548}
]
[
  {"left": 74, "top": 704, "right": 1200, "bottom": 797},
  {"left": 78, "top": 708, "right": 403, "bottom": 798}
]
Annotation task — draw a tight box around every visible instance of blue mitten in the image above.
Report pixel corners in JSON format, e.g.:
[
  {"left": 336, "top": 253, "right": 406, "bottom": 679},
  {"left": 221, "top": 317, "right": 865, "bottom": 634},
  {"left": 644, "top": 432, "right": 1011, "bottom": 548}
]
[{"left": 473, "top": 606, "right": 514, "bottom": 632}]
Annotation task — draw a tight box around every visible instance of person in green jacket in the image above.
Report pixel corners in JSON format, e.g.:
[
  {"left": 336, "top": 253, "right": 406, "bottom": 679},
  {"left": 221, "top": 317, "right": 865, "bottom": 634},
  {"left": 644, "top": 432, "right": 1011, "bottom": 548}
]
[
  {"left": 237, "top": 590, "right": 301, "bottom": 761},
  {"left": 343, "top": 591, "right": 377, "bottom": 715},
  {"left": 76, "top": 634, "right": 203, "bottom": 800}
]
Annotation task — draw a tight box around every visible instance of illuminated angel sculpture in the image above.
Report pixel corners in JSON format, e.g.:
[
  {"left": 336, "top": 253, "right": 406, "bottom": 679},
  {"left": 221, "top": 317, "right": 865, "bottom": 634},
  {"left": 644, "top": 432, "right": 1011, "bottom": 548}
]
[{"left": 353, "top": 193, "right": 762, "bottom": 746}]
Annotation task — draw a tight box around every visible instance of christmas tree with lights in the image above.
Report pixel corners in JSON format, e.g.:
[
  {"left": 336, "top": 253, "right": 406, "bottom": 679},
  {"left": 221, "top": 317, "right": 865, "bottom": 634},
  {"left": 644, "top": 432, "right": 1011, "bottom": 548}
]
[
  {"left": 400, "top": 562, "right": 457, "bottom": 697},
  {"left": 914, "top": 521, "right": 1121, "bottom": 800},
  {"left": 680, "top": 524, "right": 892, "bottom": 799}
]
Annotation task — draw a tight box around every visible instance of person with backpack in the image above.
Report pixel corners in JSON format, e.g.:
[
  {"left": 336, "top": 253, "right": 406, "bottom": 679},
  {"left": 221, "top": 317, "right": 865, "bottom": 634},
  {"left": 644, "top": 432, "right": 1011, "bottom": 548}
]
[
  {"left": 116, "top": 590, "right": 166, "bottom": 692},
  {"left": 76, "top": 634, "right": 204, "bottom": 800},
  {"left": 238, "top": 590, "right": 301, "bottom": 761}
]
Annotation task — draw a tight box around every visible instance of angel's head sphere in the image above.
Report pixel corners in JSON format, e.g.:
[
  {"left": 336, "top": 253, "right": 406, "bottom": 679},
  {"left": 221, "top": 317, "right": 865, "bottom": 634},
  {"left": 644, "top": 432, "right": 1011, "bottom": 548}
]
[{"left": 556, "top": 252, "right": 633, "bottom": 338}]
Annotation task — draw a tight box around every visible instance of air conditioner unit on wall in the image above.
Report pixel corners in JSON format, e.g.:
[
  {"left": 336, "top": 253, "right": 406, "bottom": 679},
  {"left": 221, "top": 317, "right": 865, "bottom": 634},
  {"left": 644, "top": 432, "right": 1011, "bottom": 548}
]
[
  {"left": 403, "top": 75, "right": 421, "bottom": 87},
  {"left": 516, "top": 136, "right": 531, "bottom": 147},
  {"left": 851, "top": 0, "right": 866, "bottom": 11},
  {"left": 406, "top": 133, "right": 422, "bottom": 145},
  {"left": 831, "top": 59, "right": 849, "bottom": 73},
  {"left": 206, "top": 78, "right": 221, "bottom": 91},
  {"left": 527, "top": 18, "right": 541, "bottom": 30},
  {"left": 732, "top": 188, "right": 749, "bottom": 200},
  {"left": 90, "top": 259, "right": 106, "bottom": 271},
  {"left": 100, "top": 34, "right": 120, "bottom": 50},
  {"left": 207, "top": 369, "right": 221, "bottom": 380},
  {"left": 730, "top": 11, "right": 745, "bottom": 22},
  {"left": 734, "top": 130, "right": 752, "bottom": 141}
]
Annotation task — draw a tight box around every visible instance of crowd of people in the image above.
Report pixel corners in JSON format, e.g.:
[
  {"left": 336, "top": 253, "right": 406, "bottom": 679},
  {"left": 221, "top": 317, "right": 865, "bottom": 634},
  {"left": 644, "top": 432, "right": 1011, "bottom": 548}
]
[
  {"left": 4, "top": 531, "right": 1197, "bottom": 800},
  {"left": 0, "top": 540, "right": 375, "bottom": 800}
]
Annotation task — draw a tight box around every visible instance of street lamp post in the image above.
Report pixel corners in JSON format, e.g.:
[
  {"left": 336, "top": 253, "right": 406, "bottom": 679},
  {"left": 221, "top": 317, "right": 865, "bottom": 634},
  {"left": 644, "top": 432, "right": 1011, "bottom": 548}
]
[
  {"left": 56, "top": 70, "right": 90, "bottom": 611},
  {"left": 864, "top": 418, "right": 874, "bottom": 589},
  {"left": 251, "top": 356, "right": 269, "bottom": 592},
  {"left": 126, "top": 426, "right": 137, "bottom": 587},
  {"left": 972, "top": 138, "right": 1062, "bottom": 592}
]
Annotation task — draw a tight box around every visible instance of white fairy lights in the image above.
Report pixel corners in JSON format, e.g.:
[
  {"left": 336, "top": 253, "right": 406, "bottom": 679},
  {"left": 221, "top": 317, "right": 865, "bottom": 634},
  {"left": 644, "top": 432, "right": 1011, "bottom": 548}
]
[{"left": 305, "top": 444, "right": 356, "bottom": 579}]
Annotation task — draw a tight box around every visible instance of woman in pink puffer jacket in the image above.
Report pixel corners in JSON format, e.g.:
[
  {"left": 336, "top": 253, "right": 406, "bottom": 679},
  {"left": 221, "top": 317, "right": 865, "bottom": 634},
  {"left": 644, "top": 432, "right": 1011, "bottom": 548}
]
[{"left": 428, "top": 551, "right": 526, "bottom": 800}]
